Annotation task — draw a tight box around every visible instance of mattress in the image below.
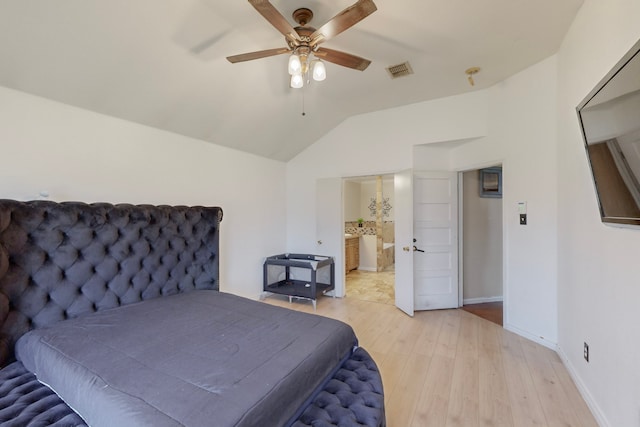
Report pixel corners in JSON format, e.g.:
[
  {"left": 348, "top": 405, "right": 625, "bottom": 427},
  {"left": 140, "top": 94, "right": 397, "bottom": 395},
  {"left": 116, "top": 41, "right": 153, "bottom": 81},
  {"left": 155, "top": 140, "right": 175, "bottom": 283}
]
[{"left": 15, "top": 290, "right": 357, "bottom": 427}]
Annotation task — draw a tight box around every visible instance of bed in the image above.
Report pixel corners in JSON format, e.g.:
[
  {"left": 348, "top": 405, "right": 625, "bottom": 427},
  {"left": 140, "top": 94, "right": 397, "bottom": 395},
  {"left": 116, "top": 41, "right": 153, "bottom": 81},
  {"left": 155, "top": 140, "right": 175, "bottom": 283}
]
[{"left": 0, "top": 200, "right": 385, "bottom": 426}]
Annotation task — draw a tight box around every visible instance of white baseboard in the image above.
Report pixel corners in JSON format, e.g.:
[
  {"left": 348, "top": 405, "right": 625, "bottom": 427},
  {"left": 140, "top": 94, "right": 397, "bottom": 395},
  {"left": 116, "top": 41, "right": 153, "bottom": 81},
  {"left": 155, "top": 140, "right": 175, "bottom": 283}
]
[
  {"left": 357, "top": 266, "right": 377, "bottom": 272},
  {"left": 463, "top": 296, "right": 503, "bottom": 305},
  {"left": 556, "top": 346, "right": 609, "bottom": 427},
  {"left": 503, "top": 322, "right": 557, "bottom": 351}
]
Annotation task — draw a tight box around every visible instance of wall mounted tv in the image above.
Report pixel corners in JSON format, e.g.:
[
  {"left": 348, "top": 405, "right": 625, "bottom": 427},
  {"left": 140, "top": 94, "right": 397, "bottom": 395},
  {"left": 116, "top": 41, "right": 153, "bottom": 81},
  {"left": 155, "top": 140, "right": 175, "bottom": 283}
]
[{"left": 577, "top": 38, "right": 640, "bottom": 227}]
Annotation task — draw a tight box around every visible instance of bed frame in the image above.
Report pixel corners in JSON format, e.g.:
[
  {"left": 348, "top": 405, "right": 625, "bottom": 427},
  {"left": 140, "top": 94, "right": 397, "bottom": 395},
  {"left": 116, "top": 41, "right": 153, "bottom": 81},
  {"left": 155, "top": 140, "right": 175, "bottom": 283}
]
[{"left": 0, "top": 200, "right": 385, "bottom": 426}]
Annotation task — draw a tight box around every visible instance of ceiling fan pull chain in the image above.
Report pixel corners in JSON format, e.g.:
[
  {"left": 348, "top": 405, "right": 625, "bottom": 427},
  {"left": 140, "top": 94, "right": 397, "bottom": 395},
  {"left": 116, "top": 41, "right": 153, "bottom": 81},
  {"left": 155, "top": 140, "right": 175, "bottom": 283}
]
[{"left": 302, "top": 88, "right": 306, "bottom": 116}]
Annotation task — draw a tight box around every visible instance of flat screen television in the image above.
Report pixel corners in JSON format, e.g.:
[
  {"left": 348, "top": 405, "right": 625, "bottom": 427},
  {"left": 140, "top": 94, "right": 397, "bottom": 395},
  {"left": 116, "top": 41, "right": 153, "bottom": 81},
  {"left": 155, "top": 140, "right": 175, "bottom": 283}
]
[{"left": 577, "top": 38, "right": 640, "bottom": 227}]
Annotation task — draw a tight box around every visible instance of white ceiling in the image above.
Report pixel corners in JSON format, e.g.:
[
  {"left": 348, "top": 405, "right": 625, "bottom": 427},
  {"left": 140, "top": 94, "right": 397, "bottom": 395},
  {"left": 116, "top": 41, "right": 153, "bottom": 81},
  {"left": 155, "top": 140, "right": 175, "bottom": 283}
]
[{"left": 0, "top": 0, "right": 583, "bottom": 161}]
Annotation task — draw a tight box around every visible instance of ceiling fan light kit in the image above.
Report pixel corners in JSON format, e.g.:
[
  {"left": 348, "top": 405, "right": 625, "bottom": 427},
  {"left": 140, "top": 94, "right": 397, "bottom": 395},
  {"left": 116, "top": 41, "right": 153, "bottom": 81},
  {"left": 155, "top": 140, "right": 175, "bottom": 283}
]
[
  {"left": 288, "top": 54, "right": 302, "bottom": 75},
  {"left": 227, "top": 0, "right": 377, "bottom": 89},
  {"left": 312, "top": 60, "right": 326, "bottom": 81},
  {"left": 287, "top": 45, "right": 326, "bottom": 88},
  {"left": 291, "top": 73, "right": 304, "bottom": 89}
]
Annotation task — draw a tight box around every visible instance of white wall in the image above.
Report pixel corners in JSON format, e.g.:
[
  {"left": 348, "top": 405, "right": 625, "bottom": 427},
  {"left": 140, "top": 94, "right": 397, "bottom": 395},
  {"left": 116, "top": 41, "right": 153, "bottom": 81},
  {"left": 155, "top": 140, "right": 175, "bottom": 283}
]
[
  {"left": 0, "top": 86, "right": 287, "bottom": 299},
  {"left": 462, "top": 170, "right": 503, "bottom": 303},
  {"left": 359, "top": 180, "right": 377, "bottom": 220},
  {"left": 556, "top": 1, "right": 640, "bottom": 426},
  {"left": 343, "top": 180, "right": 361, "bottom": 222}
]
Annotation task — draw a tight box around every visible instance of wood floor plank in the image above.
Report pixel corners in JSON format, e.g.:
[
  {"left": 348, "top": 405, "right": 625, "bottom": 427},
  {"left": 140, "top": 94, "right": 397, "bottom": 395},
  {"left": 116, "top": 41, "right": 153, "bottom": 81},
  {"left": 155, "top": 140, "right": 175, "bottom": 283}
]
[
  {"left": 387, "top": 312, "right": 424, "bottom": 355},
  {"left": 457, "top": 311, "right": 480, "bottom": 356},
  {"left": 385, "top": 352, "right": 432, "bottom": 426},
  {"left": 412, "top": 310, "right": 445, "bottom": 357},
  {"left": 434, "top": 310, "right": 462, "bottom": 358},
  {"left": 353, "top": 304, "right": 395, "bottom": 348},
  {"left": 497, "top": 328, "right": 548, "bottom": 427},
  {"left": 446, "top": 353, "right": 480, "bottom": 427},
  {"left": 478, "top": 317, "right": 502, "bottom": 358},
  {"left": 370, "top": 308, "right": 411, "bottom": 354},
  {"left": 445, "top": 314, "right": 480, "bottom": 427},
  {"left": 374, "top": 350, "right": 408, "bottom": 406},
  {"left": 478, "top": 322, "right": 514, "bottom": 427},
  {"left": 410, "top": 354, "right": 456, "bottom": 427},
  {"left": 520, "top": 338, "right": 585, "bottom": 427}
]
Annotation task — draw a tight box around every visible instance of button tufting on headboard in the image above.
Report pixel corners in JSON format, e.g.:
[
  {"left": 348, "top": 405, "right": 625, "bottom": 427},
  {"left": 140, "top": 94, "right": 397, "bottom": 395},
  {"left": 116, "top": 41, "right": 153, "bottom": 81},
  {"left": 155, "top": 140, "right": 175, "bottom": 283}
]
[{"left": 0, "top": 200, "right": 222, "bottom": 367}]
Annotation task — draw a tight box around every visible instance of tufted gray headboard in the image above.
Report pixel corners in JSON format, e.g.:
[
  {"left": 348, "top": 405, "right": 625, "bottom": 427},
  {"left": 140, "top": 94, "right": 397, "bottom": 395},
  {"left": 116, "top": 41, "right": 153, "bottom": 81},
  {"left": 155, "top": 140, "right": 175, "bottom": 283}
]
[{"left": 0, "top": 200, "right": 223, "bottom": 367}]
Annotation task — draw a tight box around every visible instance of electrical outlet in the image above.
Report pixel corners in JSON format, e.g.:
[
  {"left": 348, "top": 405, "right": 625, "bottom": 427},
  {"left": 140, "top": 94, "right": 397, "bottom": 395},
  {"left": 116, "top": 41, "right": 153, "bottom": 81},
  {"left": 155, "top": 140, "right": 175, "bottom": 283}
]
[{"left": 584, "top": 342, "right": 589, "bottom": 362}]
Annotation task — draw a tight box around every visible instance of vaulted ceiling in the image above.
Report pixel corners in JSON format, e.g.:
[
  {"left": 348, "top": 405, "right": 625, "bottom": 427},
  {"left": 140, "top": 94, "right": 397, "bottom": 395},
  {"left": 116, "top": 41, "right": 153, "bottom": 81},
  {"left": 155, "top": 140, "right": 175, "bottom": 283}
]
[{"left": 0, "top": 0, "right": 583, "bottom": 161}]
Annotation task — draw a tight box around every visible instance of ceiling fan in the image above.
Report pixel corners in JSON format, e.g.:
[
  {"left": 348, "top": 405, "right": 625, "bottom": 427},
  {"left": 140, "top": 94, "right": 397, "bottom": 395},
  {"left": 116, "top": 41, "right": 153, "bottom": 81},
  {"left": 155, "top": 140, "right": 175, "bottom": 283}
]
[{"left": 227, "top": 0, "right": 377, "bottom": 85}]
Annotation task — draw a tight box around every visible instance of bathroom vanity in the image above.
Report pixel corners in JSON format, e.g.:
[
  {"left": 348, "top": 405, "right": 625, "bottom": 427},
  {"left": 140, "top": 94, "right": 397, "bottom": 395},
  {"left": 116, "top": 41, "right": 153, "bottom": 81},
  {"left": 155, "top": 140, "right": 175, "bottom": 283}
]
[{"left": 345, "top": 235, "right": 360, "bottom": 272}]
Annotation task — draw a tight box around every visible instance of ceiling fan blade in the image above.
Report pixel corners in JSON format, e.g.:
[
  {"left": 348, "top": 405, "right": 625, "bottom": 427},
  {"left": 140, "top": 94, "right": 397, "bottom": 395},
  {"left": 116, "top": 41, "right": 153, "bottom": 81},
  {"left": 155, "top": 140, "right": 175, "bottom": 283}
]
[
  {"left": 314, "top": 47, "right": 371, "bottom": 71},
  {"left": 248, "top": 0, "right": 301, "bottom": 45},
  {"left": 310, "top": 0, "right": 377, "bottom": 46},
  {"left": 227, "top": 47, "right": 290, "bottom": 63}
]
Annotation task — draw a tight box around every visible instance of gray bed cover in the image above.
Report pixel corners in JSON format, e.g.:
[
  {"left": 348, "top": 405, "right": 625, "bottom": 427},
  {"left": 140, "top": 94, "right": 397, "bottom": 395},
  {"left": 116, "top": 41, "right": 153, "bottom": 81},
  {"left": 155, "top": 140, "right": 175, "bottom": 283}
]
[{"left": 15, "top": 290, "right": 357, "bottom": 427}]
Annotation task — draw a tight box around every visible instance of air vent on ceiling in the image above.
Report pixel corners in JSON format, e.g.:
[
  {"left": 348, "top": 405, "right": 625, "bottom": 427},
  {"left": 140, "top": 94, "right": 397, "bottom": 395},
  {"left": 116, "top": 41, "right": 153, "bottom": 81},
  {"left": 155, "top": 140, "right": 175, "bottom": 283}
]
[{"left": 386, "top": 61, "right": 414, "bottom": 79}]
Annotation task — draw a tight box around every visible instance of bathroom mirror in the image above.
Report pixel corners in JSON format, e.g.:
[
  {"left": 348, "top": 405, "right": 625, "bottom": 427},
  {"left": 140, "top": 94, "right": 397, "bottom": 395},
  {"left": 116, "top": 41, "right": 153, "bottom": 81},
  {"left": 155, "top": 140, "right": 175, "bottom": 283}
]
[{"left": 577, "top": 38, "right": 640, "bottom": 227}]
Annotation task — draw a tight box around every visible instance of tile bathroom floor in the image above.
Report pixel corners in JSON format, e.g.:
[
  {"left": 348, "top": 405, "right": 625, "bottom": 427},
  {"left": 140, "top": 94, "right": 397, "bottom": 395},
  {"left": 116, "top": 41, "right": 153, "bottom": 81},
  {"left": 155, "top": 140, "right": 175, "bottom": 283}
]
[{"left": 345, "top": 266, "right": 395, "bottom": 305}]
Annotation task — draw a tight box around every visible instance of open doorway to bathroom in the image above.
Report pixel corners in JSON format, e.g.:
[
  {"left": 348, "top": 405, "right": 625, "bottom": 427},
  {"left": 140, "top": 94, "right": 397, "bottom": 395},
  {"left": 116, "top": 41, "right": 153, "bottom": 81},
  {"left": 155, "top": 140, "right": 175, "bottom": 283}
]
[
  {"left": 460, "top": 166, "right": 504, "bottom": 325},
  {"left": 343, "top": 174, "right": 395, "bottom": 305}
]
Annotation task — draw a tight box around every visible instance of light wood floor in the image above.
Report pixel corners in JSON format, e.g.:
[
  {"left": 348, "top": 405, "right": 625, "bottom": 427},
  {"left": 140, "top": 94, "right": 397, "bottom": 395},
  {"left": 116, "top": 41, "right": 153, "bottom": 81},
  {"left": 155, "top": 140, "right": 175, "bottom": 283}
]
[{"left": 264, "top": 295, "right": 598, "bottom": 427}]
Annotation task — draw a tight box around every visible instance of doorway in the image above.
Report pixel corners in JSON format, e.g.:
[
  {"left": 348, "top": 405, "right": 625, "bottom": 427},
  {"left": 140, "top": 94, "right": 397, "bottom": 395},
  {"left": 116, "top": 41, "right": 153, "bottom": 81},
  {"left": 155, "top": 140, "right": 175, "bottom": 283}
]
[
  {"left": 460, "top": 166, "right": 504, "bottom": 325},
  {"left": 341, "top": 170, "right": 459, "bottom": 314},
  {"left": 343, "top": 174, "right": 395, "bottom": 305}
]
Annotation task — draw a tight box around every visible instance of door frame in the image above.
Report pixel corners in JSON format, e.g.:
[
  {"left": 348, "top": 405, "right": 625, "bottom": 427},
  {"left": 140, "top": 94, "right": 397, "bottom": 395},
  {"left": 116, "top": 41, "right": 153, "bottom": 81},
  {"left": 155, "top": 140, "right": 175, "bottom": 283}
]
[
  {"left": 458, "top": 171, "right": 464, "bottom": 307},
  {"left": 457, "top": 162, "right": 506, "bottom": 324},
  {"left": 316, "top": 177, "right": 346, "bottom": 297}
]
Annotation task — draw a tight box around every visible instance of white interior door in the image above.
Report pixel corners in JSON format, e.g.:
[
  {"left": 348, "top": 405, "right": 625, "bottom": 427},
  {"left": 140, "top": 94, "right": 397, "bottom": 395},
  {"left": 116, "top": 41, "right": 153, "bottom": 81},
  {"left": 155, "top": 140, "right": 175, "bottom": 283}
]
[
  {"left": 413, "top": 171, "right": 459, "bottom": 310},
  {"left": 316, "top": 178, "right": 344, "bottom": 297},
  {"left": 394, "top": 170, "right": 414, "bottom": 316}
]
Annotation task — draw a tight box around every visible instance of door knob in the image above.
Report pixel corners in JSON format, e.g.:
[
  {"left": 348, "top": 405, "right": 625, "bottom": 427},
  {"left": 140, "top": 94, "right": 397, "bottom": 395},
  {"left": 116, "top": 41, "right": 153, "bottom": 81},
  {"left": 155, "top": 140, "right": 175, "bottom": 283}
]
[
  {"left": 317, "top": 240, "right": 322, "bottom": 245},
  {"left": 413, "top": 245, "right": 425, "bottom": 253}
]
